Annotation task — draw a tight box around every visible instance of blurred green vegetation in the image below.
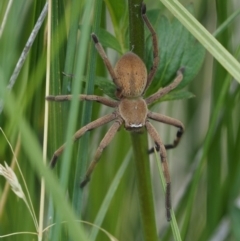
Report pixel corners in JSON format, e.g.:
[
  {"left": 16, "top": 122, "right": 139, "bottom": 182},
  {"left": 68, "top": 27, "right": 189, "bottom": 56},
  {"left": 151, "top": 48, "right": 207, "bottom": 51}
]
[{"left": 0, "top": 0, "right": 240, "bottom": 241}]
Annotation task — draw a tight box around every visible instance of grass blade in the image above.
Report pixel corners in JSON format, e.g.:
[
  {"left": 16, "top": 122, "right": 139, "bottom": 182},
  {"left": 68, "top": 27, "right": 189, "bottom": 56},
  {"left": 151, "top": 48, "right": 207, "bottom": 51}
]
[{"left": 89, "top": 150, "right": 131, "bottom": 240}]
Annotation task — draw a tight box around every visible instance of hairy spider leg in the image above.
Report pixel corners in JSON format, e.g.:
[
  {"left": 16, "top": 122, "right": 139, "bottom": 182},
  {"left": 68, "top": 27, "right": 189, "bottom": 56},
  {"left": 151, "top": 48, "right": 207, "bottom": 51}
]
[
  {"left": 145, "top": 68, "right": 185, "bottom": 154},
  {"left": 146, "top": 121, "right": 171, "bottom": 221},
  {"left": 145, "top": 68, "right": 184, "bottom": 105},
  {"left": 141, "top": 3, "right": 160, "bottom": 92},
  {"left": 91, "top": 34, "right": 121, "bottom": 91},
  {"left": 46, "top": 94, "right": 118, "bottom": 108},
  {"left": 49, "top": 113, "right": 117, "bottom": 168},
  {"left": 80, "top": 118, "right": 123, "bottom": 188},
  {"left": 147, "top": 112, "right": 184, "bottom": 154}
]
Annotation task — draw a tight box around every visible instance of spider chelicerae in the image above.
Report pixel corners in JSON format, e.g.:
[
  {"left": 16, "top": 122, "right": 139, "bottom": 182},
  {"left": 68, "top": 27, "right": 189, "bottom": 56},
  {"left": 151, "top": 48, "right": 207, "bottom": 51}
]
[{"left": 46, "top": 3, "right": 184, "bottom": 221}]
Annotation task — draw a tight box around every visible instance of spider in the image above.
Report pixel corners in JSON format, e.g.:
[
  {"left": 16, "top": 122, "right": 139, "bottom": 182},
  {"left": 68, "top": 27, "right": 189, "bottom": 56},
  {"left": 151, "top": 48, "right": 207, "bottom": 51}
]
[{"left": 46, "top": 3, "right": 184, "bottom": 221}]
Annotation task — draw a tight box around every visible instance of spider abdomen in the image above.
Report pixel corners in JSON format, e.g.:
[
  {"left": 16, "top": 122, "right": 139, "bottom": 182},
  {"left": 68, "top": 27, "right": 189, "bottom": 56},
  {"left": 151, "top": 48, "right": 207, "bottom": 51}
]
[
  {"left": 114, "top": 52, "right": 147, "bottom": 98},
  {"left": 118, "top": 98, "right": 148, "bottom": 131}
]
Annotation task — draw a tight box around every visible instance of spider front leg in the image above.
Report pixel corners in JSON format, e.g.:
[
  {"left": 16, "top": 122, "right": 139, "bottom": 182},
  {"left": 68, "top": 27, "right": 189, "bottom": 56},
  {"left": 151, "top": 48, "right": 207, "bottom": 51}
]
[
  {"left": 49, "top": 113, "right": 117, "bottom": 168},
  {"left": 146, "top": 121, "right": 172, "bottom": 221},
  {"left": 147, "top": 112, "right": 184, "bottom": 154},
  {"left": 91, "top": 34, "right": 121, "bottom": 90},
  {"left": 46, "top": 94, "right": 118, "bottom": 108},
  {"left": 141, "top": 3, "right": 159, "bottom": 91},
  {"left": 80, "top": 118, "right": 123, "bottom": 188}
]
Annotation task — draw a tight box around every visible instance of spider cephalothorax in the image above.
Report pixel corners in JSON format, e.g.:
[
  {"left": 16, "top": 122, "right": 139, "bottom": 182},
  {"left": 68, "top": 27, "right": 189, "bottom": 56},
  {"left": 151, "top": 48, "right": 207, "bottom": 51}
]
[{"left": 46, "top": 3, "right": 184, "bottom": 221}]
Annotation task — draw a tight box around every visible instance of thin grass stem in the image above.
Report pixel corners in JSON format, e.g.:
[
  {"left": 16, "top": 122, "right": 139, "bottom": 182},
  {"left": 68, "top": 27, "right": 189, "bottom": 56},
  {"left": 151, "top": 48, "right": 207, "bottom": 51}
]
[
  {"left": 0, "top": 2, "right": 48, "bottom": 114},
  {"left": 72, "top": 0, "right": 103, "bottom": 215},
  {"left": 0, "top": 232, "right": 38, "bottom": 238},
  {"left": 38, "top": 1, "right": 52, "bottom": 240},
  {"left": 89, "top": 150, "right": 131, "bottom": 241},
  {"left": 213, "top": 8, "right": 240, "bottom": 37}
]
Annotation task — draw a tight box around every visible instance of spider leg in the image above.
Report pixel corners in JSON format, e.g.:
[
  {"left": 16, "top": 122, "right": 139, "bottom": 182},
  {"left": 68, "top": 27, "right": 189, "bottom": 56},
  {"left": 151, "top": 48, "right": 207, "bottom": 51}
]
[
  {"left": 145, "top": 67, "right": 185, "bottom": 105},
  {"left": 91, "top": 34, "right": 120, "bottom": 89},
  {"left": 146, "top": 121, "right": 172, "bottom": 221},
  {"left": 147, "top": 112, "right": 184, "bottom": 154},
  {"left": 141, "top": 3, "right": 159, "bottom": 92},
  {"left": 49, "top": 112, "right": 117, "bottom": 168},
  {"left": 80, "top": 118, "right": 123, "bottom": 188},
  {"left": 46, "top": 94, "right": 118, "bottom": 108}
]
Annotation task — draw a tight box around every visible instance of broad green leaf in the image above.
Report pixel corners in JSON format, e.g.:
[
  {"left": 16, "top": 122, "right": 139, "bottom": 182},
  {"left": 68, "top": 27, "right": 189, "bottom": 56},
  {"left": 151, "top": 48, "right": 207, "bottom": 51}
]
[
  {"left": 92, "top": 77, "right": 194, "bottom": 103},
  {"left": 158, "top": 89, "right": 195, "bottom": 102},
  {"left": 104, "top": 1, "right": 126, "bottom": 30},
  {"left": 93, "top": 69, "right": 196, "bottom": 103},
  {"left": 98, "top": 29, "right": 122, "bottom": 54},
  {"left": 104, "top": 0, "right": 128, "bottom": 52},
  {"left": 159, "top": 0, "right": 240, "bottom": 83},
  {"left": 94, "top": 77, "right": 116, "bottom": 99},
  {"left": 145, "top": 8, "right": 205, "bottom": 96},
  {"left": 79, "top": 25, "right": 122, "bottom": 53}
]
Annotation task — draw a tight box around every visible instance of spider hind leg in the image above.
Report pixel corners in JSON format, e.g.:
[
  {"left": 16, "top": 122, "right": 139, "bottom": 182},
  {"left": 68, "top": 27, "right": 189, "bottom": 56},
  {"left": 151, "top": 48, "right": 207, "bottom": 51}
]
[
  {"left": 148, "top": 128, "right": 184, "bottom": 154},
  {"left": 147, "top": 112, "right": 184, "bottom": 154},
  {"left": 146, "top": 121, "right": 172, "bottom": 221},
  {"left": 48, "top": 113, "right": 117, "bottom": 168},
  {"left": 80, "top": 119, "right": 123, "bottom": 188}
]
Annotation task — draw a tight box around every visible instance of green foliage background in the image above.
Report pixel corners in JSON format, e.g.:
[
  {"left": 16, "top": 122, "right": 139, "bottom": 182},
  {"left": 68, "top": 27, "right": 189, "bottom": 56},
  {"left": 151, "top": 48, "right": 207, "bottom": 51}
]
[{"left": 0, "top": 0, "right": 240, "bottom": 241}]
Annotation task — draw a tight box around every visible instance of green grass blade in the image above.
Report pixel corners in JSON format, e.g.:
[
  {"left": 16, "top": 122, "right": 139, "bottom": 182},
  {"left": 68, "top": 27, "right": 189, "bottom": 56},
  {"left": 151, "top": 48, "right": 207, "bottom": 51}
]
[
  {"left": 0, "top": 78, "right": 89, "bottom": 241},
  {"left": 48, "top": 0, "right": 67, "bottom": 239},
  {"left": 0, "top": 2, "right": 48, "bottom": 114},
  {"left": 213, "top": 7, "right": 240, "bottom": 37},
  {"left": 59, "top": 0, "right": 94, "bottom": 189},
  {"left": 72, "top": 0, "right": 103, "bottom": 215},
  {"left": 89, "top": 150, "right": 131, "bottom": 241}
]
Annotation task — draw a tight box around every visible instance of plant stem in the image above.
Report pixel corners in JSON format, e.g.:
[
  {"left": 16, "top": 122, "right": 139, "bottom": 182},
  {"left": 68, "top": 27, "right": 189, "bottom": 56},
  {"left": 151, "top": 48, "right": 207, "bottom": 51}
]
[{"left": 128, "top": 1, "right": 158, "bottom": 241}]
